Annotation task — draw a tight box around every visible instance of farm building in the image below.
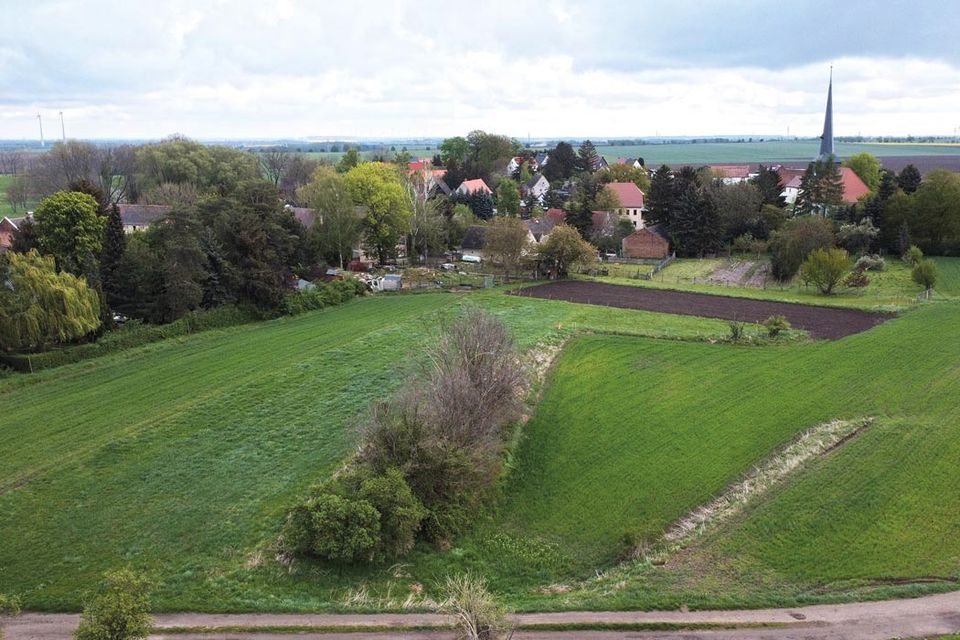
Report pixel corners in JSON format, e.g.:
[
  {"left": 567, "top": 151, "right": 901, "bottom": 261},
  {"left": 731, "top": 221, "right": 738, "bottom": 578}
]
[
  {"left": 604, "top": 182, "right": 646, "bottom": 229},
  {"left": 117, "top": 204, "right": 172, "bottom": 233},
  {"left": 709, "top": 165, "right": 753, "bottom": 184},
  {"left": 622, "top": 224, "right": 670, "bottom": 259},
  {"left": 778, "top": 166, "right": 870, "bottom": 205}
]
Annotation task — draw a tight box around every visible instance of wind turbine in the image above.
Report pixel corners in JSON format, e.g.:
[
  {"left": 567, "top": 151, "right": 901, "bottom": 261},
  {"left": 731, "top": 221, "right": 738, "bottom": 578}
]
[
  {"left": 37, "top": 113, "right": 45, "bottom": 147},
  {"left": 60, "top": 111, "right": 66, "bottom": 140}
]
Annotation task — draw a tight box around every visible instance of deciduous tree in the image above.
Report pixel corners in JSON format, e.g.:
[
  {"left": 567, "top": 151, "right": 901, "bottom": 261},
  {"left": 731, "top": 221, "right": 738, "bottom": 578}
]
[
  {"left": 484, "top": 217, "right": 530, "bottom": 275},
  {"left": 33, "top": 191, "right": 104, "bottom": 275},
  {"left": 537, "top": 224, "right": 596, "bottom": 277}
]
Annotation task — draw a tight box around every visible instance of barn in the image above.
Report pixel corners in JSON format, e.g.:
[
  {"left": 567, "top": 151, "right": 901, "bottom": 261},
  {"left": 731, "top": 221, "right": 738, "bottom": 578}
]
[{"left": 622, "top": 224, "right": 670, "bottom": 259}]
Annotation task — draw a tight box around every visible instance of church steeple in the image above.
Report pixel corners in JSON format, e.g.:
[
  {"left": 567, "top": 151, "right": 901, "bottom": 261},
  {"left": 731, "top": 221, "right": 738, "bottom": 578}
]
[{"left": 818, "top": 67, "right": 834, "bottom": 160}]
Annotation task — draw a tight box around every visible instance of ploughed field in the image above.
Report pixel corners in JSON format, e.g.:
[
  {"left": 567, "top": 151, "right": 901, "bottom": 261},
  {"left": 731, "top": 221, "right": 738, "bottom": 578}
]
[{"left": 514, "top": 280, "right": 892, "bottom": 339}]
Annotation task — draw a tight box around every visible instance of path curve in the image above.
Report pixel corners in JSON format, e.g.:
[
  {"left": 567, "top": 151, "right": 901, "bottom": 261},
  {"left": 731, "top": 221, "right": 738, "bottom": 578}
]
[{"left": 5, "top": 590, "right": 960, "bottom": 640}]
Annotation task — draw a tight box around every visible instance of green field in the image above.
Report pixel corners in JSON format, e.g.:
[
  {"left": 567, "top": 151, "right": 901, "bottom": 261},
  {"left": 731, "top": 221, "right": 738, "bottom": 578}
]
[
  {"left": 588, "top": 256, "right": 951, "bottom": 311},
  {"left": 596, "top": 141, "right": 960, "bottom": 166},
  {"left": 0, "top": 290, "right": 729, "bottom": 611},
  {"left": 3, "top": 284, "right": 959, "bottom": 613}
]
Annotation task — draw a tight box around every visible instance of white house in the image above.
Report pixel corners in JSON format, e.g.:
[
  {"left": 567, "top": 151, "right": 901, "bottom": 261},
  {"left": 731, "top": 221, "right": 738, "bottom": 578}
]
[
  {"left": 522, "top": 173, "right": 550, "bottom": 203},
  {"left": 604, "top": 182, "right": 646, "bottom": 229}
]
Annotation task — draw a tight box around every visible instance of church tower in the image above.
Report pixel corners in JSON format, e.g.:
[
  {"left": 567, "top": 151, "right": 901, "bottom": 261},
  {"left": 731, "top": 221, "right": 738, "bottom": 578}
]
[{"left": 817, "top": 67, "right": 834, "bottom": 160}]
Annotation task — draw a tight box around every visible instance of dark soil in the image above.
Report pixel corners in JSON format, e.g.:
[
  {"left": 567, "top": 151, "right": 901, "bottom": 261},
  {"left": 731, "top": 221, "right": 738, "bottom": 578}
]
[{"left": 513, "top": 281, "right": 894, "bottom": 340}]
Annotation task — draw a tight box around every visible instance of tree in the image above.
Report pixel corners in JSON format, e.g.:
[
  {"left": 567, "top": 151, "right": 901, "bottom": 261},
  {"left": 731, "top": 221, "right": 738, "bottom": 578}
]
[
  {"left": 33, "top": 191, "right": 105, "bottom": 275},
  {"left": 336, "top": 148, "right": 362, "bottom": 174},
  {"left": 406, "top": 188, "right": 446, "bottom": 263},
  {"left": 298, "top": 169, "right": 362, "bottom": 269},
  {"left": 259, "top": 148, "right": 291, "bottom": 187},
  {"left": 753, "top": 165, "right": 784, "bottom": 207},
  {"left": 909, "top": 170, "right": 960, "bottom": 254},
  {"left": 799, "top": 248, "right": 851, "bottom": 294},
  {"left": 484, "top": 217, "right": 530, "bottom": 275},
  {"left": 912, "top": 259, "right": 938, "bottom": 290},
  {"left": 343, "top": 163, "right": 412, "bottom": 265},
  {"left": 135, "top": 136, "right": 259, "bottom": 196},
  {"left": 468, "top": 190, "right": 495, "bottom": 220},
  {"left": 592, "top": 185, "right": 622, "bottom": 212},
  {"left": 537, "top": 224, "right": 596, "bottom": 277},
  {"left": 74, "top": 569, "right": 152, "bottom": 640},
  {"left": 4, "top": 175, "right": 30, "bottom": 213},
  {"left": 439, "top": 136, "right": 470, "bottom": 166},
  {"left": 711, "top": 181, "right": 763, "bottom": 242},
  {"left": 282, "top": 154, "right": 322, "bottom": 203},
  {"left": 794, "top": 156, "right": 844, "bottom": 216},
  {"left": 100, "top": 204, "right": 126, "bottom": 312},
  {"left": 843, "top": 153, "right": 882, "bottom": 192},
  {"left": 10, "top": 216, "right": 39, "bottom": 253},
  {"left": 671, "top": 186, "right": 722, "bottom": 257},
  {"left": 541, "top": 141, "right": 576, "bottom": 182},
  {"left": 0, "top": 250, "right": 101, "bottom": 352},
  {"left": 898, "top": 164, "right": 922, "bottom": 194},
  {"left": 496, "top": 180, "right": 520, "bottom": 217},
  {"left": 597, "top": 163, "right": 651, "bottom": 192},
  {"left": 837, "top": 218, "right": 879, "bottom": 255},
  {"left": 768, "top": 216, "right": 836, "bottom": 281},
  {"left": 646, "top": 165, "right": 673, "bottom": 225},
  {"left": 577, "top": 140, "right": 600, "bottom": 173}
]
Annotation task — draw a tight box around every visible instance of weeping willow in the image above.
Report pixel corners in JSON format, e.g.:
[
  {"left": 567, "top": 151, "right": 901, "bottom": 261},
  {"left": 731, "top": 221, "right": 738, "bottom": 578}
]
[{"left": 0, "top": 250, "right": 101, "bottom": 352}]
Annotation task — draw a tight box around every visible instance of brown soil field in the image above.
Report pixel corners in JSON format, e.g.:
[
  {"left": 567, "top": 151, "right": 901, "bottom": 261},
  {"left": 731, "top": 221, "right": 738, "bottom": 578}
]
[{"left": 512, "top": 281, "right": 893, "bottom": 339}]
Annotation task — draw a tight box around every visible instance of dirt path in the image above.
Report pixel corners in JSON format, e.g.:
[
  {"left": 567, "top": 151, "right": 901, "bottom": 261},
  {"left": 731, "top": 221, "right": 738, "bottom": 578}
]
[
  {"left": 6, "top": 590, "right": 960, "bottom": 639},
  {"left": 514, "top": 280, "right": 892, "bottom": 339}
]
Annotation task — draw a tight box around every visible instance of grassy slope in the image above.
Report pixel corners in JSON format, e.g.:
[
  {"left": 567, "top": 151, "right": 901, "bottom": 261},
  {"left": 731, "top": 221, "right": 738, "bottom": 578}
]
[
  {"left": 508, "top": 300, "right": 960, "bottom": 610},
  {"left": 586, "top": 257, "right": 947, "bottom": 311},
  {"left": 932, "top": 257, "right": 960, "bottom": 297},
  {"left": 0, "top": 290, "right": 729, "bottom": 610}
]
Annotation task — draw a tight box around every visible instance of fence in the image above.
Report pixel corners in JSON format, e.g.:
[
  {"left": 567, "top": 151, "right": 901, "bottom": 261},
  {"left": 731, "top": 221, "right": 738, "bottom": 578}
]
[{"left": 638, "top": 253, "right": 676, "bottom": 280}]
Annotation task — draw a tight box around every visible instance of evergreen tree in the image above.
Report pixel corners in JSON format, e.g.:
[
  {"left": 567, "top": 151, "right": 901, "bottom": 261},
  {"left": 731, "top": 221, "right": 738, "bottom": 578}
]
[
  {"left": 753, "top": 165, "right": 785, "bottom": 207},
  {"left": 794, "top": 156, "right": 844, "bottom": 216},
  {"left": 100, "top": 204, "right": 126, "bottom": 312},
  {"left": 898, "top": 164, "right": 922, "bottom": 194},
  {"left": 469, "top": 190, "right": 495, "bottom": 220},
  {"left": 670, "top": 183, "right": 722, "bottom": 257},
  {"left": 577, "top": 140, "right": 600, "bottom": 173},
  {"left": 10, "top": 217, "right": 38, "bottom": 253},
  {"left": 542, "top": 189, "right": 566, "bottom": 210},
  {"left": 646, "top": 165, "right": 674, "bottom": 225},
  {"left": 542, "top": 141, "right": 577, "bottom": 182}
]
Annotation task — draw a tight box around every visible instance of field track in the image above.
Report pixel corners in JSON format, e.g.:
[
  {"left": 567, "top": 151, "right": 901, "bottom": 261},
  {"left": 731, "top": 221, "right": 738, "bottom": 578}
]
[
  {"left": 7, "top": 590, "right": 960, "bottom": 639},
  {"left": 513, "top": 281, "right": 892, "bottom": 339}
]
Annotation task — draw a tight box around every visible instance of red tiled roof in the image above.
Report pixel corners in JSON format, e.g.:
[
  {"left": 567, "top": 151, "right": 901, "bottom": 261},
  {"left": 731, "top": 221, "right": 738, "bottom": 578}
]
[
  {"left": 458, "top": 178, "right": 492, "bottom": 194},
  {"left": 604, "top": 182, "right": 645, "bottom": 209},
  {"left": 710, "top": 165, "right": 751, "bottom": 179},
  {"left": 408, "top": 159, "right": 432, "bottom": 173},
  {"left": 545, "top": 208, "right": 567, "bottom": 226},
  {"left": 839, "top": 167, "right": 871, "bottom": 203}
]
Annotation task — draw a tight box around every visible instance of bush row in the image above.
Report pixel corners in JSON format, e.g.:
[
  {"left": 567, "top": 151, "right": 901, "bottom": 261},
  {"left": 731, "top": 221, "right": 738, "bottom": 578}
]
[
  {"left": 0, "top": 305, "right": 257, "bottom": 373},
  {"left": 281, "top": 310, "right": 527, "bottom": 566},
  {"left": 282, "top": 278, "right": 367, "bottom": 316}
]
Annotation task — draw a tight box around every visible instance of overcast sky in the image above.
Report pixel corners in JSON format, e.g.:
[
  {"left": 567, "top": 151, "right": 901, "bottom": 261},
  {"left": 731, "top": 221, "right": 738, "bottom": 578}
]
[{"left": 2, "top": 0, "right": 959, "bottom": 140}]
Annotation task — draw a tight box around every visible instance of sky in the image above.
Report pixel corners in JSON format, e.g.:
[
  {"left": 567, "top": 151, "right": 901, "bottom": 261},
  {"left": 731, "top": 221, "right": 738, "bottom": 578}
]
[{"left": 2, "top": 0, "right": 959, "bottom": 141}]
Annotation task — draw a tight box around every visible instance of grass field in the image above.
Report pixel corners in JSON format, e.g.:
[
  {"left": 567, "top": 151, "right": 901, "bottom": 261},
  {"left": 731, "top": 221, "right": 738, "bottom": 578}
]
[
  {"left": 587, "top": 256, "right": 954, "bottom": 311},
  {"left": 595, "top": 141, "right": 960, "bottom": 166},
  {"left": 0, "top": 290, "right": 730, "bottom": 611}
]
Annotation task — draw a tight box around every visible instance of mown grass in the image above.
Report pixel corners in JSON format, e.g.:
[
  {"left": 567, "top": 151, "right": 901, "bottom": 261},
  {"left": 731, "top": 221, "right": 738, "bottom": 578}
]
[
  {"left": 0, "top": 289, "right": 730, "bottom": 611},
  {"left": 587, "top": 256, "right": 945, "bottom": 311}
]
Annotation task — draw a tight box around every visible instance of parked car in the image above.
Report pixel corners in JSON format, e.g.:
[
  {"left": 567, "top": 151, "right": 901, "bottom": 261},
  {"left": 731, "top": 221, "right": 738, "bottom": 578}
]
[
  {"left": 439, "top": 263, "right": 456, "bottom": 271},
  {"left": 370, "top": 274, "right": 403, "bottom": 292},
  {"left": 461, "top": 255, "right": 482, "bottom": 264}
]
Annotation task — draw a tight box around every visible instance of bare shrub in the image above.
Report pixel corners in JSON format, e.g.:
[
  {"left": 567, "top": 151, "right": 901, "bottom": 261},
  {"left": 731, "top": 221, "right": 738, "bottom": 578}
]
[{"left": 442, "top": 574, "right": 512, "bottom": 640}]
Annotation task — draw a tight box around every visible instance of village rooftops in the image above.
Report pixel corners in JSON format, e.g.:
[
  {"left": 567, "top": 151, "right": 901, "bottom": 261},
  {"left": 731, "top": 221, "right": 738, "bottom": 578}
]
[
  {"left": 117, "top": 204, "right": 172, "bottom": 229},
  {"left": 457, "top": 178, "right": 492, "bottom": 195},
  {"left": 604, "top": 182, "right": 646, "bottom": 209}
]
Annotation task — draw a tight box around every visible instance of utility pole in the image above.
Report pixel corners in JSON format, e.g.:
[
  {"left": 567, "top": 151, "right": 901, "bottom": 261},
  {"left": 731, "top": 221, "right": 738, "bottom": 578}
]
[
  {"left": 59, "top": 110, "right": 66, "bottom": 140},
  {"left": 37, "top": 113, "right": 45, "bottom": 147}
]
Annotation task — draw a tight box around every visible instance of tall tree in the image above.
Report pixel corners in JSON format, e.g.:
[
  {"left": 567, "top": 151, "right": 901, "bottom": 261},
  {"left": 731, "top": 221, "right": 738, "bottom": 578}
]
[
  {"left": 646, "top": 165, "right": 674, "bottom": 225},
  {"left": 897, "top": 164, "right": 922, "bottom": 194},
  {"left": 336, "top": 148, "right": 362, "bottom": 174},
  {"left": 298, "top": 169, "right": 363, "bottom": 269},
  {"left": 100, "top": 204, "right": 126, "bottom": 312},
  {"left": 484, "top": 217, "right": 530, "bottom": 276},
  {"left": 753, "top": 165, "right": 785, "bottom": 207},
  {"left": 541, "top": 142, "right": 576, "bottom": 182},
  {"left": 343, "top": 163, "right": 412, "bottom": 265},
  {"left": 537, "top": 224, "right": 597, "bottom": 277},
  {"left": 794, "top": 156, "right": 844, "bottom": 216},
  {"left": 597, "top": 163, "right": 651, "bottom": 191},
  {"left": 577, "top": 140, "right": 600, "bottom": 173},
  {"left": 496, "top": 180, "right": 521, "bottom": 217},
  {"left": 260, "top": 148, "right": 291, "bottom": 187},
  {"left": 33, "top": 191, "right": 105, "bottom": 275}
]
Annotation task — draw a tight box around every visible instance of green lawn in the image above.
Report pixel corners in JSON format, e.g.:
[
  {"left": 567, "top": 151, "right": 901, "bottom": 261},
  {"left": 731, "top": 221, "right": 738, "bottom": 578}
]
[
  {"left": 0, "top": 290, "right": 729, "bottom": 611},
  {"left": 588, "top": 256, "right": 944, "bottom": 311}
]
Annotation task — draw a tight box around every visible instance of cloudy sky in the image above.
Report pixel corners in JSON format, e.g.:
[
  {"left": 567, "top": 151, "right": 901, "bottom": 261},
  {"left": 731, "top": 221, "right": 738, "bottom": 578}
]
[{"left": 2, "top": 0, "right": 959, "bottom": 140}]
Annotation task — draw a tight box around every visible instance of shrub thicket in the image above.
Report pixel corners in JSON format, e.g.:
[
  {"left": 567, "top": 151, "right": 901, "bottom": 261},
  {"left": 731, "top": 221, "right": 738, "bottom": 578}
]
[
  {"left": 762, "top": 315, "right": 791, "bottom": 337},
  {"left": 799, "top": 248, "right": 851, "bottom": 295},
  {"left": 912, "top": 259, "right": 938, "bottom": 290},
  {"left": 854, "top": 255, "right": 886, "bottom": 272},
  {"left": 768, "top": 216, "right": 836, "bottom": 281},
  {"left": 74, "top": 569, "right": 152, "bottom": 640}
]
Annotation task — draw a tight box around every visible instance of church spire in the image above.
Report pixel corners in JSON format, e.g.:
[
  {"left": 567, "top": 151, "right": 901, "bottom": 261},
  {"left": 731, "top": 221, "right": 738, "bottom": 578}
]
[{"left": 818, "top": 66, "right": 834, "bottom": 160}]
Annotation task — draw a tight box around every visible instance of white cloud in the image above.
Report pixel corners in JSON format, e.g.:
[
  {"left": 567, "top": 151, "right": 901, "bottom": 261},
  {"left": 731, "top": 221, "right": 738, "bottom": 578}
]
[{"left": 2, "top": 1, "right": 959, "bottom": 139}]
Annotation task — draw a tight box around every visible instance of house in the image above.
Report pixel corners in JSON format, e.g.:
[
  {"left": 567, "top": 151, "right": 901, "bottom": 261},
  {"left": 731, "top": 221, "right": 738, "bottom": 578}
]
[
  {"left": 622, "top": 224, "right": 670, "bottom": 259},
  {"left": 0, "top": 216, "right": 21, "bottom": 252},
  {"left": 776, "top": 166, "right": 870, "bottom": 205},
  {"left": 544, "top": 208, "right": 567, "bottom": 227},
  {"left": 460, "top": 225, "right": 487, "bottom": 260},
  {"left": 525, "top": 217, "right": 557, "bottom": 243},
  {"left": 591, "top": 156, "right": 609, "bottom": 171},
  {"left": 604, "top": 182, "right": 646, "bottom": 229},
  {"left": 117, "top": 204, "right": 172, "bottom": 233},
  {"left": 709, "top": 165, "right": 753, "bottom": 184},
  {"left": 507, "top": 156, "right": 523, "bottom": 174},
  {"left": 617, "top": 157, "right": 645, "bottom": 169},
  {"left": 522, "top": 173, "right": 550, "bottom": 203},
  {"left": 408, "top": 158, "right": 432, "bottom": 173},
  {"left": 428, "top": 178, "right": 452, "bottom": 198},
  {"left": 456, "top": 178, "right": 493, "bottom": 196},
  {"left": 534, "top": 152, "right": 549, "bottom": 170}
]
